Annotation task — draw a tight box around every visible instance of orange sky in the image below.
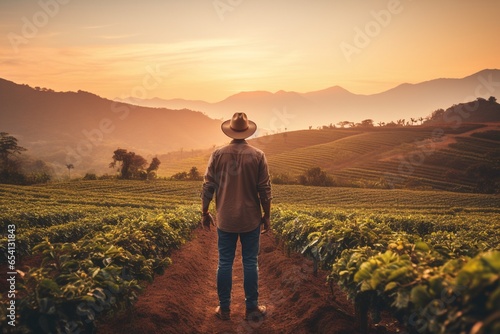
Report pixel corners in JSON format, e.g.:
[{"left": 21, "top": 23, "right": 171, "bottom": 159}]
[{"left": 1, "top": 0, "right": 499, "bottom": 102}]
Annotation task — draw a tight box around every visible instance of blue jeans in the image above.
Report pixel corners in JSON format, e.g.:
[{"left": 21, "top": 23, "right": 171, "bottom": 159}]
[{"left": 217, "top": 226, "right": 260, "bottom": 311}]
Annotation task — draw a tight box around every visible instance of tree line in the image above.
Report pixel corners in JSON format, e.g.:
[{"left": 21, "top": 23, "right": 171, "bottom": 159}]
[
  {"left": 0, "top": 132, "right": 51, "bottom": 184},
  {"left": 315, "top": 96, "right": 498, "bottom": 130}
]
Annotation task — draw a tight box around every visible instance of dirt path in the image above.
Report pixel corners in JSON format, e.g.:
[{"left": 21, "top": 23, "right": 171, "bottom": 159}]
[{"left": 97, "top": 228, "right": 398, "bottom": 334}]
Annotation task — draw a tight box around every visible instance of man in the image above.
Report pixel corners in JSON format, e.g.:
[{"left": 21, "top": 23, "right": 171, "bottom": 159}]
[{"left": 201, "top": 112, "right": 272, "bottom": 321}]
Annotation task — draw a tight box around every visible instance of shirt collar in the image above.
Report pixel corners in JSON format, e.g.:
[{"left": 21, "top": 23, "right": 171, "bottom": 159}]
[{"left": 231, "top": 139, "right": 247, "bottom": 144}]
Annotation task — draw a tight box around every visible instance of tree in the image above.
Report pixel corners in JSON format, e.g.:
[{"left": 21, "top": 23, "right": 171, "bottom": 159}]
[
  {"left": 66, "top": 164, "right": 74, "bottom": 179},
  {"left": 109, "top": 149, "right": 147, "bottom": 179},
  {"left": 430, "top": 109, "right": 445, "bottom": 121},
  {"left": 0, "top": 132, "right": 26, "bottom": 171},
  {"left": 128, "top": 154, "right": 147, "bottom": 179},
  {"left": 109, "top": 149, "right": 129, "bottom": 177},
  {"left": 189, "top": 166, "right": 201, "bottom": 180},
  {"left": 337, "top": 121, "right": 352, "bottom": 128},
  {"left": 146, "top": 157, "right": 161, "bottom": 179},
  {"left": 488, "top": 96, "right": 497, "bottom": 103},
  {"left": 360, "top": 119, "right": 374, "bottom": 127}
]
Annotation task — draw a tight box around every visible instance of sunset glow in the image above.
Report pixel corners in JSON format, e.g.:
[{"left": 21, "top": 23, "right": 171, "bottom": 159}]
[{"left": 1, "top": 0, "right": 499, "bottom": 102}]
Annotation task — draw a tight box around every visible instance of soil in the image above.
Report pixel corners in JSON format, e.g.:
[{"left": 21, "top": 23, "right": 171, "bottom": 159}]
[{"left": 97, "top": 228, "right": 401, "bottom": 334}]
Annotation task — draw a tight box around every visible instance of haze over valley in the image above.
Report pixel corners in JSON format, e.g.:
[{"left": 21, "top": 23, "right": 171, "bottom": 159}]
[{"left": 1, "top": 69, "right": 500, "bottom": 183}]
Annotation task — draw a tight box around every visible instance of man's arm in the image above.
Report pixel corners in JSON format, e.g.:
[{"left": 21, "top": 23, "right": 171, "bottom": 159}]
[
  {"left": 260, "top": 199, "right": 271, "bottom": 233},
  {"left": 202, "top": 193, "right": 212, "bottom": 215},
  {"left": 261, "top": 199, "right": 271, "bottom": 219},
  {"left": 201, "top": 153, "right": 216, "bottom": 230},
  {"left": 201, "top": 194, "right": 215, "bottom": 230},
  {"left": 257, "top": 153, "right": 272, "bottom": 233}
]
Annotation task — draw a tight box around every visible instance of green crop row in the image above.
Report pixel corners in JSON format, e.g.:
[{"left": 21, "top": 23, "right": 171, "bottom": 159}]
[
  {"left": 272, "top": 208, "right": 500, "bottom": 334},
  {"left": 0, "top": 207, "right": 159, "bottom": 261},
  {"left": 0, "top": 205, "right": 200, "bottom": 333}
]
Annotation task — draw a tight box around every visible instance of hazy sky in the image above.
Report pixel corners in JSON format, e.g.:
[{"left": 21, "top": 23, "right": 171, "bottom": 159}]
[{"left": 1, "top": 0, "right": 499, "bottom": 102}]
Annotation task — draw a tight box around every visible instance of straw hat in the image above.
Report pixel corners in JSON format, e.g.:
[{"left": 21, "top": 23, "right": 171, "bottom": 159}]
[{"left": 221, "top": 112, "right": 257, "bottom": 139}]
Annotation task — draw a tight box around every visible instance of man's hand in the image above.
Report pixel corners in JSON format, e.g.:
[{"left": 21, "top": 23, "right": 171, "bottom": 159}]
[
  {"left": 201, "top": 213, "right": 215, "bottom": 231},
  {"left": 261, "top": 217, "right": 270, "bottom": 234}
]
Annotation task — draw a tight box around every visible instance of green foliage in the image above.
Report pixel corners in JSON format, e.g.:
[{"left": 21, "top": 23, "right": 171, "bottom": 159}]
[
  {"left": 271, "top": 207, "right": 500, "bottom": 334},
  {"left": 1, "top": 180, "right": 499, "bottom": 333},
  {"left": 0, "top": 206, "right": 199, "bottom": 333}
]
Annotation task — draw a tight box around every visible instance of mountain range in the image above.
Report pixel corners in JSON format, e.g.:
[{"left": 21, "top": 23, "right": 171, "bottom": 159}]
[
  {"left": 0, "top": 78, "right": 227, "bottom": 176},
  {"left": 117, "top": 69, "right": 500, "bottom": 132},
  {"left": 1, "top": 69, "right": 500, "bottom": 177}
]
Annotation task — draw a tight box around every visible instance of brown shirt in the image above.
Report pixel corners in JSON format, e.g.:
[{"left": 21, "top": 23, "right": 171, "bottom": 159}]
[{"left": 202, "top": 140, "right": 272, "bottom": 233}]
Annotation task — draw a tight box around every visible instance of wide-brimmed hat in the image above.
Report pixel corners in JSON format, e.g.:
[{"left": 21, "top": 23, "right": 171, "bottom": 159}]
[{"left": 221, "top": 112, "right": 257, "bottom": 139}]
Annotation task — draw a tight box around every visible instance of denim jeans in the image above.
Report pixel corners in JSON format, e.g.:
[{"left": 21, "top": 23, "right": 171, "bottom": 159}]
[{"left": 217, "top": 225, "right": 260, "bottom": 311}]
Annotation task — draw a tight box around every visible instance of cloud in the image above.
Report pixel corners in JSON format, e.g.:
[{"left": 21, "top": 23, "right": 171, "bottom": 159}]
[
  {"left": 80, "top": 23, "right": 119, "bottom": 30},
  {"left": 0, "top": 37, "right": 304, "bottom": 101},
  {"left": 99, "top": 33, "right": 142, "bottom": 40}
]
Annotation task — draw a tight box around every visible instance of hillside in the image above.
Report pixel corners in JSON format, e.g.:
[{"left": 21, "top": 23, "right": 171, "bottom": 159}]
[
  {"left": 162, "top": 99, "right": 500, "bottom": 193},
  {"left": 0, "top": 78, "right": 228, "bottom": 176},
  {"left": 425, "top": 97, "right": 500, "bottom": 124},
  {"left": 117, "top": 69, "right": 500, "bottom": 131}
]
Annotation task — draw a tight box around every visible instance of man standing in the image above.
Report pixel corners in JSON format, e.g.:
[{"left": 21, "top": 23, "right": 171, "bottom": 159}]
[{"left": 201, "top": 112, "right": 272, "bottom": 321}]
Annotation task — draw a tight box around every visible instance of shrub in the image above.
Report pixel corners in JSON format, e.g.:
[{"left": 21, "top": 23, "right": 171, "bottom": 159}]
[
  {"left": 298, "top": 167, "right": 334, "bottom": 187},
  {"left": 271, "top": 173, "right": 296, "bottom": 185},
  {"left": 83, "top": 173, "right": 98, "bottom": 180}
]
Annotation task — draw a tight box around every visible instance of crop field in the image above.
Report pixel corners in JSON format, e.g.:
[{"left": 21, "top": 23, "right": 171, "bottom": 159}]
[
  {"left": 1, "top": 180, "right": 499, "bottom": 333},
  {"left": 158, "top": 124, "right": 499, "bottom": 193}
]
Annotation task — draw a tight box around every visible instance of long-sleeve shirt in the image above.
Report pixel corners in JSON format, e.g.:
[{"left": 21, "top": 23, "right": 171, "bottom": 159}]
[{"left": 202, "top": 140, "right": 272, "bottom": 233}]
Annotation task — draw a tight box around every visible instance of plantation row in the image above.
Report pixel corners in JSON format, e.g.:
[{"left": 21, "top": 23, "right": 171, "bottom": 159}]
[
  {"left": 5, "top": 181, "right": 500, "bottom": 211},
  {"left": 272, "top": 208, "right": 500, "bottom": 334},
  {"left": 0, "top": 181, "right": 201, "bottom": 261},
  {"left": 0, "top": 183, "right": 206, "bottom": 334},
  {"left": 331, "top": 127, "right": 500, "bottom": 192},
  {"left": 0, "top": 206, "right": 161, "bottom": 258},
  {"left": 0, "top": 205, "right": 200, "bottom": 333},
  {"left": 2, "top": 181, "right": 498, "bottom": 261},
  {"left": 157, "top": 126, "right": 462, "bottom": 181},
  {"left": 334, "top": 163, "right": 476, "bottom": 192},
  {"left": 250, "top": 129, "right": 359, "bottom": 157},
  {"left": 159, "top": 129, "right": 362, "bottom": 177},
  {"left": 1, "top": 180, "right": 499, "bottom": 333},
  {"left": 265, "top": 129, "right": 436, "bottom": 176}
]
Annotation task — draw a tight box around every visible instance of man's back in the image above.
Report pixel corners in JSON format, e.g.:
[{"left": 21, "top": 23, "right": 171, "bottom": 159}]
[{"left": 203, "top": 140, "right": 271, "bottom": 233}]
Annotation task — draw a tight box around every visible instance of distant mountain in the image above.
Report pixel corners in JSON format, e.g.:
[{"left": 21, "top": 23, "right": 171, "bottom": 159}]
[
  {"left": 117, "top": 69, "right": 500, "bottom": 132},
  {"left": 0, "top": 79, "right": 228, "bottom": 176}
]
